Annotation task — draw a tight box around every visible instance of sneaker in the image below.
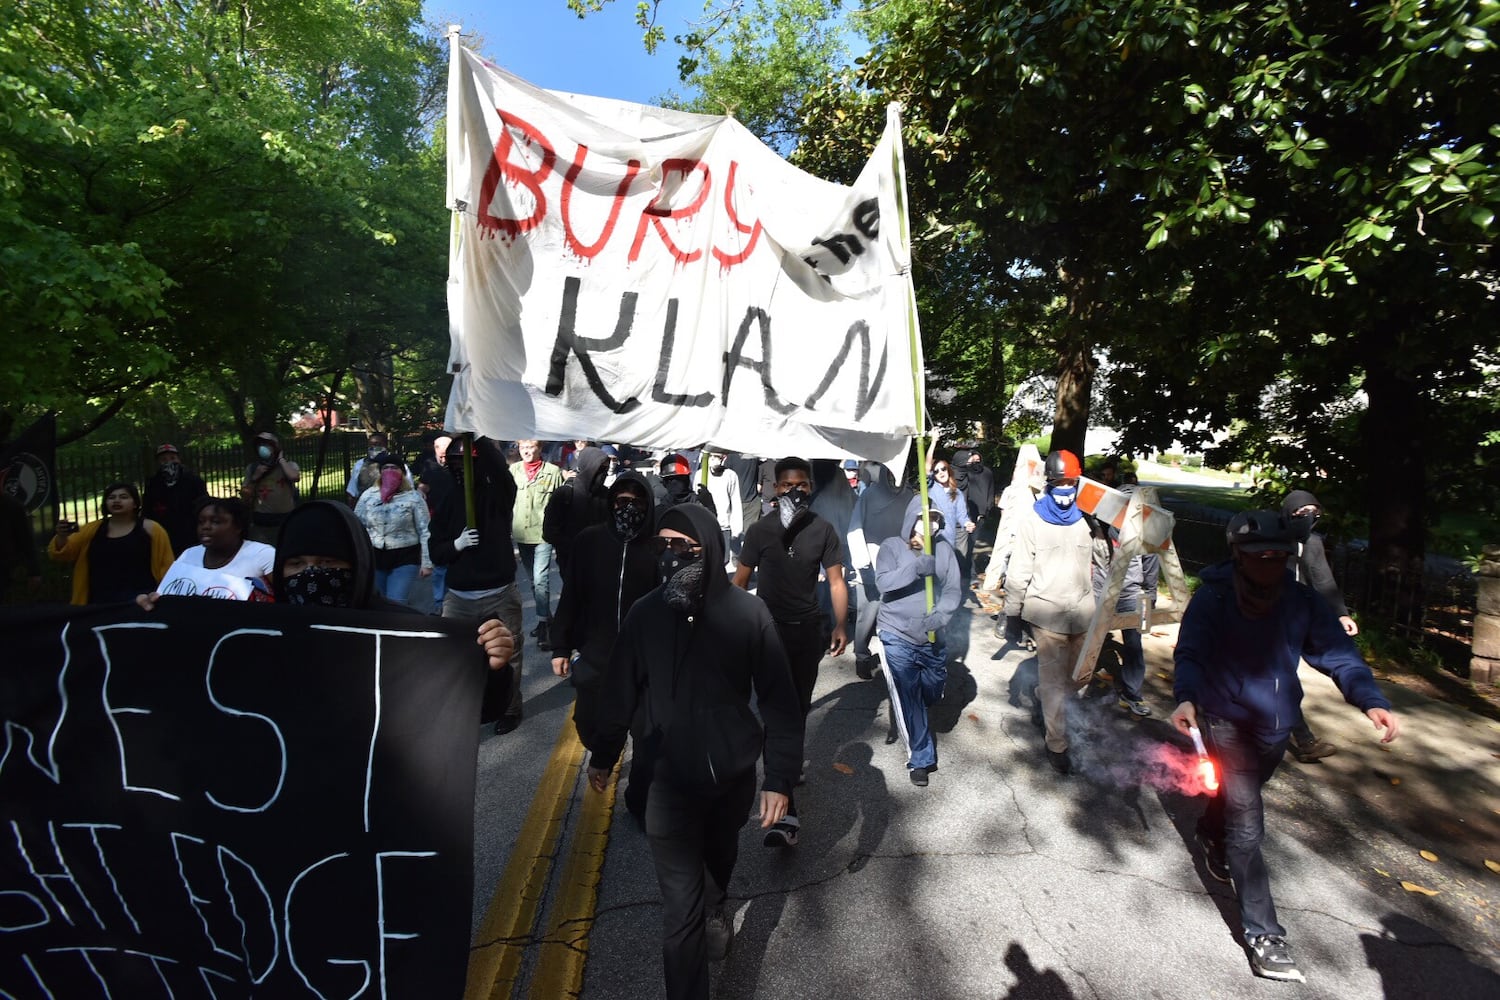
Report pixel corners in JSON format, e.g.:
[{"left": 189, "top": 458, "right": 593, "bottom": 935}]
[
  {"left": 1289, "top": 736, "right": 1337, "bottom": 763},
  {"left": 705, "top": 907, "right": 733, "bottom": 961},
  {"left": 1046, "top": 749, "right": 1071, "bottom": 775},
  {"left": 1247, "top": 935, "right": 1306, "bottom": 983},
  {"left": 855, "top": 653, "right": 879, "bottom": 680},
  {"left": 1196, "top": 831, "right": 1231, "bottom": 883},
  {"left": 763, "top": 816, "right": 800, "bottom": 849},
  {"left": 535, "top": 620, "right": 551, "bottom": 651},
  {"left": 909, "top": 766, "right": 929, "bottom": 787},
  {"left": 1118, "top": 697, "right": 1152, "bottom": 717}
]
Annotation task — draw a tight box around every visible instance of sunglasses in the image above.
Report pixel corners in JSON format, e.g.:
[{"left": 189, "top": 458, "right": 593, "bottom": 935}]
[
  {"left": 613, "top": 494, "right": 645, "bottom": 509},
  {"left": 649, "top": 537, "right": 702, "bottom": 558},
  {"left": 1243, "top": 549, "right": 1288, "bottom": 561},
  {"left": 934, "top": 465, "right": 949, "bottom": 473}
]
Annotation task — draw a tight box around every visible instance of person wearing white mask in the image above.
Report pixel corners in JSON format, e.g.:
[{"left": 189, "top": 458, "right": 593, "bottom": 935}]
[{"left": 1001, "top": 449, "right": 1101, "bottom": 776}]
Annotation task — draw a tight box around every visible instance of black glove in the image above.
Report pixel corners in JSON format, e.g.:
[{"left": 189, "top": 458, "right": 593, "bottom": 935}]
[
  {"left": 1004, "top": 615, "right": 1024, "bottom": 644},
  {"left": 913, "top": 553, "right": 936, "bottom": 576}
]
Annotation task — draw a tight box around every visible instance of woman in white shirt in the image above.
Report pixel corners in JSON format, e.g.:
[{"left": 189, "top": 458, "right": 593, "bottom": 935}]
[
  {"left": 145, "top": 497, "right": 276, "bottom": 601},
  {"left": 353, "top": 452, "right": 432, "bottom": 605}
]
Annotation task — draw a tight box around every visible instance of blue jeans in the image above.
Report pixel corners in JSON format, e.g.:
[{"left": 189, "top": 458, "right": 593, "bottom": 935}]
[
  {"left": 429, "top": 565, "right": 447, "bottom": 614},
  {"left": 1116, "top": 628, "right": 1145, "bottom": 701},
  {"left": 1198, "top": 714, "right": 1290, "bottom": 940},
  {"left": 374, "top": 563, "right": 419, "bottom": 605},
  {"left": 516, "top": 541, "right": 553, "bottom": 622},
  {"left": 878, "top": 631, "right": 947, "bottom": 769}
]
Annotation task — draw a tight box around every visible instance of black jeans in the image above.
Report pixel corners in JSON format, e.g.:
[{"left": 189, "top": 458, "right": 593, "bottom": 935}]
[
  {"left": 646, "top": 769, "right": 757, "bottom": 1000},
  {"left": 773, "top": 619, "right": 824, "bottom": 820},
  {"left": 774, "top": 618, "right": 827, "bottom": 719},
  {"left": 1198, "top": 714, "right": 1291, "bottom": 940}
]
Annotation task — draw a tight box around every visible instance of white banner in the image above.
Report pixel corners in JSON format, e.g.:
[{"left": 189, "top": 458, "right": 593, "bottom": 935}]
[{"left": 444, "top": 39, "right": 922, "bottom": 467}]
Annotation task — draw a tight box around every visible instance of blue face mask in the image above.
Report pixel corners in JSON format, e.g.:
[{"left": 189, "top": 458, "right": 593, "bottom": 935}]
[
  {"left": 1050, "top": 485, "right": 1077, "bottom": 508},
  {"left": 257, "top": 445, "right": 274, "bottom": 461}
]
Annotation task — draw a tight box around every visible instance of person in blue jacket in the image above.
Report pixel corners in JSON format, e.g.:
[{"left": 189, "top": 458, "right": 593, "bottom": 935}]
[{"left": 1170, "top": 510, "right": 1401, "bottom": 985}]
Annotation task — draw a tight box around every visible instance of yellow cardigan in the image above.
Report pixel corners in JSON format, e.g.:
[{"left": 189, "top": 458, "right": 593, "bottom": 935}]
[{"left": 49, "top": 517, "right": 176, "bottom": 605}]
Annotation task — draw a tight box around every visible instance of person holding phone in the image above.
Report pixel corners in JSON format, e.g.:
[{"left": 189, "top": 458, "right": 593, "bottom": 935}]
[{"left": 50, "top": 481, "right": 174, "bottom": 605}]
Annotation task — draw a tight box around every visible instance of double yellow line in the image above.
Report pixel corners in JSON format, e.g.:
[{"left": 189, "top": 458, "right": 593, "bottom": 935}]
[{"left": 465, "top": 707, "right": 620, "bottom": 999}]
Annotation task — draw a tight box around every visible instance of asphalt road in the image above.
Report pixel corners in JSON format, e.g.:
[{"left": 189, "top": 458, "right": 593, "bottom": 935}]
[{"left": 460, "top": 575, "right": 1500, "bottom": 999}]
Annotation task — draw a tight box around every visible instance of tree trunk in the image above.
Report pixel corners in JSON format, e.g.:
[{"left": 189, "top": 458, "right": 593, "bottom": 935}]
[
  {"left": 1362, "top": 358, "right": 1427, "bottom": 627},
  {"left": 1050, "top": 263, "right": 1098, "bottom": 459},
  {"left": 1051, "top": 341, "right": 1093, "bottom": 459},
  {"left": 312, "top": 369, "right": 346, "bottom": 498}
]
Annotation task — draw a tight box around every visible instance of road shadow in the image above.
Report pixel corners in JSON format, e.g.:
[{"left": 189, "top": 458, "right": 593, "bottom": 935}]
[
  {"left": 1362, "top": 913, "right": 1500, "bottom": 995},
  {"left": 998, "top": 941, "right": 1078, "bottom": 999},
  {"left": 929, "top": 660, "right": 978, "bottom": 735},
  {"left": 719, "top": 675, "right": 906, "bottom": 998},
  {"left": 942, "top": 604, "right": 974, "bottom": 663}
]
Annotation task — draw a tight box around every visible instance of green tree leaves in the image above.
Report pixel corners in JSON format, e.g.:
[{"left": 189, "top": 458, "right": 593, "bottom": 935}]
[{"left": 0, "top": 0, "right": 448, "bottom": 445}]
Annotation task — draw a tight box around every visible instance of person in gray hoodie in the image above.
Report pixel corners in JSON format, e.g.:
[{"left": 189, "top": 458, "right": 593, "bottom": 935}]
[
  {"left": 875, "top": 496, "right": 962, "bottom": 785},
  {"left": 847, "top": 462, "right": 914, "bottom": 679}
]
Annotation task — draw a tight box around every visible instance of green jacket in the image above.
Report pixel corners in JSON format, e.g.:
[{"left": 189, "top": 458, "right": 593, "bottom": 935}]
[{"left": 510, "top": 461, "right": 565, "bottom": 544}]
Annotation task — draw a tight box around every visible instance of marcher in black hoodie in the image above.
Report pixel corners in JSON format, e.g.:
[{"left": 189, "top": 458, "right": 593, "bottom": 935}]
[
  {"left": 430, "top": 437, "right": 522, "bottom": 731},
  {"left": 542, "top": 445, "right": 611, "bottom": 575},
  {"left": 549, "top": 471, "right": 660, "bottom": 759},
  {"left": 587, "top": 503, "right": 803, "bottom": 999},
  {"left": 1278, "top": 488, "right": 1355, "bottom": 762}
]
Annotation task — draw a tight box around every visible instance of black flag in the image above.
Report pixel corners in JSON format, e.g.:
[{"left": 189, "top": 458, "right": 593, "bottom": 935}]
[{"left": 0, "top": 413, "right": 58, "bottom": 518}]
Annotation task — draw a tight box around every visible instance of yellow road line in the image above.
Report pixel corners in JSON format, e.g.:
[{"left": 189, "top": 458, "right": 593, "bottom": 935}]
[
  {"left": 465, "top": 708, "right": 586, "bottom": 1000},
  {"left": 527, "top": 761, "right": 620, "bottom": 999}
]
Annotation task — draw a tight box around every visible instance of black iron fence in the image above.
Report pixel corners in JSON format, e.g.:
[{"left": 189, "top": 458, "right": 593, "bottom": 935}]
[
  {"left": 1163, "top": 499, "right": 1477, "bottom": 662},
  {"left": 49, "top": 433, "right": 377, "bottom": 526}
]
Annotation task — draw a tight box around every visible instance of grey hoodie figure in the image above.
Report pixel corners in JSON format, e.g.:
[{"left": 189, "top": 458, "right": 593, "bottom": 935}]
[{"left": 874, "top": 497, "right": 962, "bottom": 786}]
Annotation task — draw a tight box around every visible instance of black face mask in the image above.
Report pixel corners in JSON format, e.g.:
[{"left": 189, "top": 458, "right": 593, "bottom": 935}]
[
  {"left": 664, "top": 476, "right": 694, "bottom": 504},
  {"left": 446, "top": 455, "right": 465, "bottom": 488},
  {"left": 1232, "top": 553, "right": 1286, "bottom": 618},
  {"left": 612, "top": 498, "right": 648, "bottom": 540},
  {"left": 661, "top": 556, "right": 706, "bottom": 614},
  {"left": 1290, "top": 513, "right": 1317, "bottom": 541},
  {"left": 283, "top": 565, "right": 356, "bottom": 607}
]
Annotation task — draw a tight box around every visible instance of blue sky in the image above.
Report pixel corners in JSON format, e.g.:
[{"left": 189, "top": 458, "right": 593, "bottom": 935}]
[{"left": 424, "top": 1, "right": 688, "bottom": 105}]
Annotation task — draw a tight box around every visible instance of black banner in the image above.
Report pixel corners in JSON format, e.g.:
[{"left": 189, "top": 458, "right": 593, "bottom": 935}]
[
  {"left": 0, "top": 599, "right": 487, "bottom": 998},
  {"left": 0, "top": 414, "right": 57, "bottom": 518}
]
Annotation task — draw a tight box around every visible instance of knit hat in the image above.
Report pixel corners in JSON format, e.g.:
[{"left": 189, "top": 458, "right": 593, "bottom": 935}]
[
  {"left": 277, "top": 503, "right": 357, "bottom": 564},
  {"left": 657, "top": 506, "right": 703, "bottom": 542}
]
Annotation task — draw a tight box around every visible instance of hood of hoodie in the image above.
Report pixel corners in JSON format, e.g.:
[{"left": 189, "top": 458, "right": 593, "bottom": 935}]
[
  {"left": 898, "top": 493, "right": 933, "bottom": 544},
  {"left": 656, "top": 501, "right": 729, "bottom": 598},
  {"left": 271, "top": 500, "right": 377, "bottom": 608},
  {"left": 570, "top": 446, "right": 609, "bottom": 516},
  {"left": 1281, "top": 490, "right": 1321, "bottom": 518},
  {"left": 608, "top": 470, "right": 658, "bottom": 542}
]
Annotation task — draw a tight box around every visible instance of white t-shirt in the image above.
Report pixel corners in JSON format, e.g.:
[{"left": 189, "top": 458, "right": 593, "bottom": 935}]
[{"left": 156, "top": 541, "right": 276, "bottom": 600}]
